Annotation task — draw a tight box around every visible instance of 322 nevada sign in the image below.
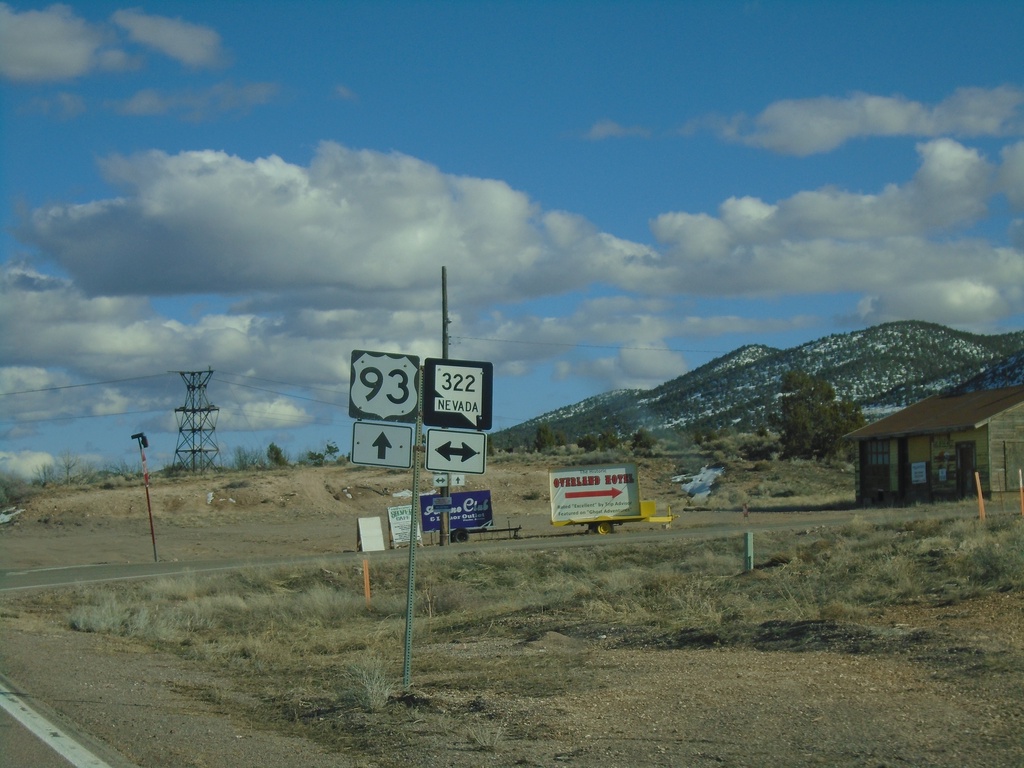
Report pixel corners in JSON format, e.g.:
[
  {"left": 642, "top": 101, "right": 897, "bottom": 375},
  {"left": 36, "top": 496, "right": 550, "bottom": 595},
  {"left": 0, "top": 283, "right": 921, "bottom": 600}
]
[{"left": 423, "top": 358, "right": 493, "bottom": 430}]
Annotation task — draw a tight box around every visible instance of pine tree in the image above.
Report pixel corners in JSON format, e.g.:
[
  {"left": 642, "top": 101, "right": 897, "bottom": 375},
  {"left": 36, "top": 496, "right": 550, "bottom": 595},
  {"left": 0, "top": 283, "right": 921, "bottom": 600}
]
[{"left": 776, "top": 370, "right": 864, "bottom": 459}]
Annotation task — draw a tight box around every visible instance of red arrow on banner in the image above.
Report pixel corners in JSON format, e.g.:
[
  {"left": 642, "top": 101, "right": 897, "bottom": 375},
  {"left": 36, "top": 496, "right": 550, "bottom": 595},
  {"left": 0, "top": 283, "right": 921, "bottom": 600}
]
[{"left": 565, "top": 487, "right": 623, "bottom": 500}]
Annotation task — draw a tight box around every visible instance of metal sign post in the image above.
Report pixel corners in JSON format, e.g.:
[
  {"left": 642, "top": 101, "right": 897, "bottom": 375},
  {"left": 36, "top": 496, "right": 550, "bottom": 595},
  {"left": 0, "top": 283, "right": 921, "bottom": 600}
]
[
  {"left": 131, "top": 432, "right": 158, "bottom": 562},
  {"left": 402, "top": 368, "right": 424, "bottom": 690}
]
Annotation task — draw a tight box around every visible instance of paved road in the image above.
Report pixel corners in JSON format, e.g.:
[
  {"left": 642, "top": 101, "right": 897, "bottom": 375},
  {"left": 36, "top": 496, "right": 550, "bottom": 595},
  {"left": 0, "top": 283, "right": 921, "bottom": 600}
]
[
  {"left": 0, "top": 705, "right": 75, "bottom": 768},
  {"left": 0, "top": 519, "right": 783, "bottom": 592},
  {"left": 1, "top": 505, "right": 963, "bottom": 593},
  {"left": 1, "top": 672, "right": 136, "bottom": 768}
]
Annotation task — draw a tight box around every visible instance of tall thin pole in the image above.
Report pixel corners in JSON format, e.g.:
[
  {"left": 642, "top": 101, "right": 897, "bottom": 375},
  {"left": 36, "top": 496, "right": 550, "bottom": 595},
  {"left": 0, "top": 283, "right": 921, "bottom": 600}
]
[
  {"left": 441, "top": 266, "right": 449, "bottom": 359},
  {"left": 439, "top": 266, "right": 451, "bottom": 545},
  {"left": 132, "top": 433, "right": 158, "bottom": 562},
  {"left": 402, "top": 368, "right": 424, "bottom": 690}
]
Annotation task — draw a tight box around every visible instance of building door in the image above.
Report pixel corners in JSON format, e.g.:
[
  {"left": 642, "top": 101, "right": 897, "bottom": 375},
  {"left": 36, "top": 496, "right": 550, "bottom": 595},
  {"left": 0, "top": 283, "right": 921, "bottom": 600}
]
[
  {"left": 861, "top": 440, "right": 891, "bottom": 503},
  {"left": 898, "top": 438, "right": 909, "bottom": 500},
  {"left": 956, "top": 442, "right": 976, "bottom": 499}
]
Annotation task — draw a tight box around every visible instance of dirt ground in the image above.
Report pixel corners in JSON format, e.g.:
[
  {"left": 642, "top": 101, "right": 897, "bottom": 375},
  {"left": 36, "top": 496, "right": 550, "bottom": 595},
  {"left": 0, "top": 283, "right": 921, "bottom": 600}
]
[{"left": 2, "top": 458, "right": 1023, "bottom": 767}]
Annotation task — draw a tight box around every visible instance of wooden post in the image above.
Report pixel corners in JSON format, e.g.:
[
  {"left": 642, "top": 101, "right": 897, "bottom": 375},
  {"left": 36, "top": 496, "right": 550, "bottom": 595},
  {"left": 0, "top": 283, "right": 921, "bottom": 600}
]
[
  {"left": 974, "top": 471, "right": 985, "bottom": 521},
  {"left": 363, "top": 558, "right": 372, "bottom": 609}
]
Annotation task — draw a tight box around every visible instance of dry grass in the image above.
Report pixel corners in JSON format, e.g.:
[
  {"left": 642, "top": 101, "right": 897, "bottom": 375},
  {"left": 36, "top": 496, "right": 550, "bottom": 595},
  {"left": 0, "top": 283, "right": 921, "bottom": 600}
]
[{"left": 9, "top": 513, "right": 1023, "bottom": 762}]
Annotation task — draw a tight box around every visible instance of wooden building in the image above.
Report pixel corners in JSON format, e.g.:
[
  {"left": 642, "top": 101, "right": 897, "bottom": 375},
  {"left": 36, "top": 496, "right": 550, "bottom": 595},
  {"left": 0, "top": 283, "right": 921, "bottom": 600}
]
[{"left": 846, "top": 384, "right": 1024, "bottom": 505}]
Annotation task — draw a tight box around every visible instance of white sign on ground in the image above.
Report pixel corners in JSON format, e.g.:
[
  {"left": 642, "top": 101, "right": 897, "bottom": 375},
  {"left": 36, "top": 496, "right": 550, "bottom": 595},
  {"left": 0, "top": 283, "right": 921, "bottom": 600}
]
[
  {"left": 387, "top": 504, "right": 422, "bottom": 546},
  {"left": 357, "top": 517, "right": 386, "bottom": 552}
]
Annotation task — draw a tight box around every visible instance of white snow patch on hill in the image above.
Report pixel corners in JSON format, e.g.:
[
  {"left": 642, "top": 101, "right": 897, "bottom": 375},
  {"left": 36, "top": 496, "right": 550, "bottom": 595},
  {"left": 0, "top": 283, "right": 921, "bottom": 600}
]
[{"left": 673, "top": 466, "right": 724, "bottom": 500}]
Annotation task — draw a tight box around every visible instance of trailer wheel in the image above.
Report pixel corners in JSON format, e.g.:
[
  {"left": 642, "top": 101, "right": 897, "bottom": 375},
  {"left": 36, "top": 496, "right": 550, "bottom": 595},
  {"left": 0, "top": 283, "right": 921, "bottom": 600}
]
[
  {"left": 450, "top": 529, "right": 469, "bottom": 544},
  {"left": 594, "top": 521, "right": 613, "bottom": 535}
]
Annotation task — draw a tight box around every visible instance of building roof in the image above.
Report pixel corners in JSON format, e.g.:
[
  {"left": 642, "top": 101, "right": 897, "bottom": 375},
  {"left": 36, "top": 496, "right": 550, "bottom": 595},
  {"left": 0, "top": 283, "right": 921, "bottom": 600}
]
[{"left": 846, "top": 384, "right": 1024, "bottom": 441}]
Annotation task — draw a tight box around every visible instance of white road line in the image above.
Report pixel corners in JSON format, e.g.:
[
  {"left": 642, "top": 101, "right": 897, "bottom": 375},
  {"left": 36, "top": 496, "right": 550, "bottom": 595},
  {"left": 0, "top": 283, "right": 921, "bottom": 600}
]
[
  {"left": 0, "top": 682, "right": 115, "bottom": 768},
  {"left": 5, "top": 564, "right": 107, "bottom": 576}
]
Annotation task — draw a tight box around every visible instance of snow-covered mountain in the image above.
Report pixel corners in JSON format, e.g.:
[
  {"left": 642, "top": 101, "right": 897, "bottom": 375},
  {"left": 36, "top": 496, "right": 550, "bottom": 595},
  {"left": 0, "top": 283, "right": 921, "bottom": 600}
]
[{"left": 491, "top": 321, "right": 1024, "bottom": 450}]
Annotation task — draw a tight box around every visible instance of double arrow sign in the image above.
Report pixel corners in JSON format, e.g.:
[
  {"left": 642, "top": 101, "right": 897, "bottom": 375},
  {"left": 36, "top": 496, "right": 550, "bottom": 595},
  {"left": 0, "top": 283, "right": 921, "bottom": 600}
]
[
  {"left": 433, "top": 439, "right": 479, "bottom": 463},
  {"left": 424, "top": 428, "right": 486, "bottom": 474}
]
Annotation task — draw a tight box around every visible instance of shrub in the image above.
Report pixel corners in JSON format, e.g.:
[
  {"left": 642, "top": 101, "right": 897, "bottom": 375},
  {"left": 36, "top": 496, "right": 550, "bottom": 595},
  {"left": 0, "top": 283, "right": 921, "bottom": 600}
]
[
  {"left": 266, "top": 443, "right": 288, "bottom": 467},
  {"left": 337, "top": 657, "right": 395, "bottom": 712},
  {"left": 231, "top": 445, "right": 265, "bottom": 471},
  {"left": 0, "top": 471, "right": 33, "bottom": 506}
]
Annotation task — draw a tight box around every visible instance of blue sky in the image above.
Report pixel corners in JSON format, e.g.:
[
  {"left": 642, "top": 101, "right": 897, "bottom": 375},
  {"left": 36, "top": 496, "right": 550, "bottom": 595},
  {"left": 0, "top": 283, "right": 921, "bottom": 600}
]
[{"left": 2, "top": 1, "right": 1023, "bottom": 477}]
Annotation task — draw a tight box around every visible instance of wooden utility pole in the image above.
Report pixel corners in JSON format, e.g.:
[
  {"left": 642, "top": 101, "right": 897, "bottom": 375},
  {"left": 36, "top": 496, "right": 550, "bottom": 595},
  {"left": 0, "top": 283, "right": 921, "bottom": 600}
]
[
  {"left": 439, "top": 267, "right": 451, "bottom": 544},
  {"left": 442, "top": 266, "right": 450, "bottom": 359}
]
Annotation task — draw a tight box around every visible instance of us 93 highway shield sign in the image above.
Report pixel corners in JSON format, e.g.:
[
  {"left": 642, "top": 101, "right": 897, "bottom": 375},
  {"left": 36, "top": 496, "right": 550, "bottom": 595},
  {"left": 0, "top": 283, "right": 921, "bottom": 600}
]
[{"left": 348, "top": 350, "right": 420, "bottom": 422}]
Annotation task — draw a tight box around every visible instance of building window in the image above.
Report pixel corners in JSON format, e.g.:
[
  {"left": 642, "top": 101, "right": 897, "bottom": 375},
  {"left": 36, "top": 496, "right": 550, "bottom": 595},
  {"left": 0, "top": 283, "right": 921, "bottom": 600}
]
[{"left": 867, "top": 441, "right": 889, "bottom": 466}]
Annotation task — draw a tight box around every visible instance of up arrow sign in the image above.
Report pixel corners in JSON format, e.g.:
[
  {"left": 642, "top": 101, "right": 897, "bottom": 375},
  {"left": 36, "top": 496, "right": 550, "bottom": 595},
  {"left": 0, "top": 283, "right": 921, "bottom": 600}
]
[
  {"left": 425, "top": 429, "right": 487, "bottom": 475},
  {"left": 372, "top": 431, "right": 393, "bottom": 460},
  {"left": 351, "top": 422, "right": 413, "bottom": 469}
]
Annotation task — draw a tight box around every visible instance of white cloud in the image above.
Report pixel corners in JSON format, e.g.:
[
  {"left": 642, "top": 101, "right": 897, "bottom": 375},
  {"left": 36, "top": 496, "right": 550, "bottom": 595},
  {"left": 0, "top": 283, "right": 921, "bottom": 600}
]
[
  {"left": 0, "top": 260, "right": 446, "bottom": 428},
  {"left": 112, "top": 81, "right": 279, "bottom": 120},
  {"left": 17, "top": 143, "right": 654, "bottom": 310},
  {"left": 648, "top": 138, "right": 1023, "bottom": 326},
  {"left": 218, "top": 397, "right": 316, "bottom": 432},
  {"left": 473, "top": 299, "right": 817, "bottom": 393},
  {"left": 720, "top": 87, "right": 1024, "bottom": 155},
  {"left": 652, "top": 139, "right": 996, "bottom": 255},
  {"left": 333, "top": 84, "right": 357, "bottom": 101},
  {"left": 0, "top": 450, "right": 54, "bottom": 479},
  {"left": 585, "top": 119, "right": 651, "bottom": 140},
  {"left": 0, "top": 3, "right": 134, "bottom": 82},
  {"left": 111, "top": 8, "right": 225, "bottom": 68},
  {"left": 857, "top": 279, "right": 1012, "bottom": 326},
  {"left": 0, "top": 4, "right": 226, "bottom": 83},
  {"left": 0, "top": 365, "right": 66, "bottom": 394},
  {"left": 7, "top": 134, "right": 1023, "bottom": 416},
  {"left": 766, "top": 139, "right": 993, "bottom": 239},
  {"left": 20, "top": 91, "right": 87, "bottom": 119},
  {"left": 1000, "top": 141, "right": 1024, "bottom": 210}
]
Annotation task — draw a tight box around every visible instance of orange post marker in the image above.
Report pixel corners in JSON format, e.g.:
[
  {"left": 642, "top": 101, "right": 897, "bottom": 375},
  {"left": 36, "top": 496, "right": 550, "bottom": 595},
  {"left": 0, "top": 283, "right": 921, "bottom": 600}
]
[
  {"left": 974, "top": 471, "right": 985, "bottom": 521},
  {"left": 363, "top": 558, "right": 372, "bottom": 609}
]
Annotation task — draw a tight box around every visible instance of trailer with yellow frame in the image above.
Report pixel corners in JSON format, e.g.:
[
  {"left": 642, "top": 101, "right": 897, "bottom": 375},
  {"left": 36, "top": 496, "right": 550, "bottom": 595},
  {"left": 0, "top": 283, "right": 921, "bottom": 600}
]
[{"left": 549, "top": 462, "right": 675, "bottom": 534}]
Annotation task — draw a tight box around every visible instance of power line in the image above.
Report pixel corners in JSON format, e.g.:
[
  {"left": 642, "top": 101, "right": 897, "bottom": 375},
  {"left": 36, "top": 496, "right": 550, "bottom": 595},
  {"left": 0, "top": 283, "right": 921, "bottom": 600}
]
[
  {"left": 0, "top": 408, "right": 166, "bottom": 425},
  {"left": 218, "top": 379, "right": 346, "bottom": 407},
  {"left": 217, "top": 370, "right": 347, "bottom": 397},
  {"left": 453, "top": 336, "right": 726, "bottom": 354},
  {"left": 0, "top": 373, "right": 170, "bottom": 397},
  {"left": 0, "top": 371, "right": 347, "bottom": 426}
]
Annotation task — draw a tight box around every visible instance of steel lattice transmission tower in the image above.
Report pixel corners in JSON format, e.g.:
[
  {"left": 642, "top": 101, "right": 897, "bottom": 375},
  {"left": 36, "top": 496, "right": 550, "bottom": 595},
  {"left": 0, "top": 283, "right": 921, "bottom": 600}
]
[{"left": 172, "top": 369, "right": 220, "bottom": 472}]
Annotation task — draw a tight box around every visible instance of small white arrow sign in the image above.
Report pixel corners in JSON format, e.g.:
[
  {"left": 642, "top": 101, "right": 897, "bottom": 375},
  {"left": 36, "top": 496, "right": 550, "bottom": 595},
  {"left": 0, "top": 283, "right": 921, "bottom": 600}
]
[
  {"left": 351, "top": 422, "right": 413, "bottom": 468},
  {"left": 425, "top": 429, "right": 487, "bottom": 474}
]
